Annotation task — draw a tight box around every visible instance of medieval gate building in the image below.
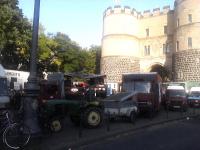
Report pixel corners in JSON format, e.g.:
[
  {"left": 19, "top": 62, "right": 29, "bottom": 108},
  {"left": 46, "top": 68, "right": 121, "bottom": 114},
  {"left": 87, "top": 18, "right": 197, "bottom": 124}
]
[{"left": 101, "top": 0, "right": 200, "bottom": 92}]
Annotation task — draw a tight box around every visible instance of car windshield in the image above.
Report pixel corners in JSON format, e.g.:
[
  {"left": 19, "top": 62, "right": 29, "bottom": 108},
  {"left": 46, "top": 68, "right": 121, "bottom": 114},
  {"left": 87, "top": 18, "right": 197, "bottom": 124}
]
[
  {"left": 123, "top": 81, "right": 151, "bottom": 93},
  {"left": 0, "top": 78, "right": 8, "bottom": 96},
  {"left": 190, "top": 91, "right": 200, "bottom": 97},
  {"left": 167, "top": 90, "right": 186, "bottom": 97}
]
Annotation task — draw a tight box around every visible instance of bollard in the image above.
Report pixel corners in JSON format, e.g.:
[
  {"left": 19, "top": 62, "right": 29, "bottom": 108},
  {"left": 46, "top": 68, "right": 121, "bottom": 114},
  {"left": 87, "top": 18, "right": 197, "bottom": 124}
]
[
  {"left": 106, "top": 111, "right": 110, "bottom": 132},
  {"left": 181, "top": 105, "right": 183, "bottom": 116},
  {"left": 187, "top": 105, "right": 190, "bottom": 116},
  {"left": 78, "top": 97, "right": 84, "bottom": 138},
  {"left": 78, "top": 110, "right": 83, "bottom": 138},
  {"left": 166, "top": 104, "right": 169, "bottom": 119},
  {"left": 193, "top": 106, "right": 196, "bottom": 115}
]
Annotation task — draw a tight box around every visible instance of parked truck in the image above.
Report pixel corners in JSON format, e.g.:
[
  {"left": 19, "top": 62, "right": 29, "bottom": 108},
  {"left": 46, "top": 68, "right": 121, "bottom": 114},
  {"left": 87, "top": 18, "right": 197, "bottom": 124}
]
[
  {"left": 122, "top": 72, "right": 162, "bottom": 117},
  {"left": 164, "top": 85, "right": 187, "bottom": 111}
]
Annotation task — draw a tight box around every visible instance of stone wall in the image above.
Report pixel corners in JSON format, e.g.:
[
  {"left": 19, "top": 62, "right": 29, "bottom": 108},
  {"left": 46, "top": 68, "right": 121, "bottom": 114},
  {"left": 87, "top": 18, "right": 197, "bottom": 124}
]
[
  {"left": 101, "top": 56, "right": 140, "bottom": 83},
  {"left": 173, "top": 49, "right": 200, "bottom": 81}
]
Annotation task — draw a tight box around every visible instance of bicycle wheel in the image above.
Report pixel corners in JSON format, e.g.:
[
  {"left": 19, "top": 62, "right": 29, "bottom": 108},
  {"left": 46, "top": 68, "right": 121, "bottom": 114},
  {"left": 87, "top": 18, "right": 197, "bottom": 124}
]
[{"left": 3, "top": 123, "right": 31, "bottom": 149}]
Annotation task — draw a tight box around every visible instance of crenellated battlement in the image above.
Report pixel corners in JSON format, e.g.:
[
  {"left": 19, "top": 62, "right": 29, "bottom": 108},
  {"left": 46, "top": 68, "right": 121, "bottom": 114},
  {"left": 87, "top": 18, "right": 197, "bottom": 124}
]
[
  {"left": 103, "top": 5, "right": 138, "bottom": 18},
  {"left": 104, "top": 5, "right": 171, "bottom": 19},
  {"left": 140, "top": 5, "right": 171, "bottom": 18},
  {"left": 175, "top": 0, "right": 185, "bottom": 5},
  {"left": 174, "top": 0, "right": 188, "bottom": 8}
]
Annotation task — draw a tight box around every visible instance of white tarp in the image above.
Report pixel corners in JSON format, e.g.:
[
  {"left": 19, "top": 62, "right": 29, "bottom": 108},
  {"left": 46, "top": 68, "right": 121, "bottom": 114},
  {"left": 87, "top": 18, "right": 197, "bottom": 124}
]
[{"left": 5, "top": 69, "right": 29, "bottom": 89}]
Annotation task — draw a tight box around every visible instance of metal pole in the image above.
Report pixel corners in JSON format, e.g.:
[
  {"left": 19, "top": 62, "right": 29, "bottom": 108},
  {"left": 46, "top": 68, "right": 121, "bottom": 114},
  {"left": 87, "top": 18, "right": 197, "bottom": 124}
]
[
  {"left": 23, "top": 0, "right": 41, "bottom": 135},
  {"left": 29, "top": 0, "right": 40, "bottom": 83}
]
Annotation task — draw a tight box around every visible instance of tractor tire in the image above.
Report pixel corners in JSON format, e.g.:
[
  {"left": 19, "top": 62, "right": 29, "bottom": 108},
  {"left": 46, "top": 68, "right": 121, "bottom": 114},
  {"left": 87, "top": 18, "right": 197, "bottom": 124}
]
[
  {"left": 49, "top": 117, "right": 63, "bottom": 133},
  {"left": 83, "top": 107, "right": 103, "bottom": 128}
]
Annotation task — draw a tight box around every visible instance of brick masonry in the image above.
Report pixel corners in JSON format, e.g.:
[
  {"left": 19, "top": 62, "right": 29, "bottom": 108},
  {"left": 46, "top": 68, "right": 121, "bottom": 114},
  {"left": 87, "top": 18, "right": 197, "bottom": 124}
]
[
  {"left": 173, "top": 49, "right": 200, "bottom": 81},
  {"left": 101, "top": 56, "right": 140, "bottom": 83}
]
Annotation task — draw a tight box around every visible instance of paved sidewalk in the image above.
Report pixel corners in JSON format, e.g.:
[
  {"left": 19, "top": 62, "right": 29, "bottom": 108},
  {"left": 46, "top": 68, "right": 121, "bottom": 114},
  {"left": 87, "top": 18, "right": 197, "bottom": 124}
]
[{"left": 26, "top": 108, "right": 200, "bottom": 150}]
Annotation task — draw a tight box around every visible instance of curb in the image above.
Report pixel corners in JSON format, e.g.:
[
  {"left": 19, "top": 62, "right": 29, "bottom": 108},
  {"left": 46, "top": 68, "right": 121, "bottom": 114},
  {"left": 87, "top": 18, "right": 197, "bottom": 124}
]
[{"left": 60, "top": 114, "right": 199, "bottom": 150}]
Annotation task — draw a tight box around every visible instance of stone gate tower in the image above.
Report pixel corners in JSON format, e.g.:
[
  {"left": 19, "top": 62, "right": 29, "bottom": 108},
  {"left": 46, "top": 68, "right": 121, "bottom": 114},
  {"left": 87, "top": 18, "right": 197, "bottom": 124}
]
[
  {"left": 101, "top": 6, "right": 140, "bottom": 91},
  {"left": 173, "top": 0, "right": 200, "bottom": 81},
  {"left": 101, "top": 0, "right": 200, "bottom": 91}
]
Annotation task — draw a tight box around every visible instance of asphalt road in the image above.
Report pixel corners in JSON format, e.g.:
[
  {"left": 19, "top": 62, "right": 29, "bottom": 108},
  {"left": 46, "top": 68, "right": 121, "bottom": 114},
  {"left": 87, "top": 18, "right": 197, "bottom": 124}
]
[{"left": 79, "top": 117, "right": 200, "bottom": 150}]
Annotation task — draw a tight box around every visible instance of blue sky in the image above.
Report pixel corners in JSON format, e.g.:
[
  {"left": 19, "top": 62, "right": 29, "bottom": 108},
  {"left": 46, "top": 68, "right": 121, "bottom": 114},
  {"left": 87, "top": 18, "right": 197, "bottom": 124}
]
[{"left": 18, "top": 0, "right": 174, "bottom": 48}]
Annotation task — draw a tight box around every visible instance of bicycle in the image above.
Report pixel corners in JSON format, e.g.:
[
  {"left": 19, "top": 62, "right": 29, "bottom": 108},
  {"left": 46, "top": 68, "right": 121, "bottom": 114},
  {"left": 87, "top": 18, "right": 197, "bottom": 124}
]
[{"left": 0, "top": 109, "right": 31, "bottom": 149}]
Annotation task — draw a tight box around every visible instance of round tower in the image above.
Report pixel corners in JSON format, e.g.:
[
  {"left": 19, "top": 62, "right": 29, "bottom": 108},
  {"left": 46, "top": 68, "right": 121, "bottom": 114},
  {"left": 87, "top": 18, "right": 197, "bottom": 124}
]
[
  {"left": 101, "top": 6, "right": 140, "bottom": 90},
  {"left": 173, "top": 0, "right": 200, "bottom": 81}
]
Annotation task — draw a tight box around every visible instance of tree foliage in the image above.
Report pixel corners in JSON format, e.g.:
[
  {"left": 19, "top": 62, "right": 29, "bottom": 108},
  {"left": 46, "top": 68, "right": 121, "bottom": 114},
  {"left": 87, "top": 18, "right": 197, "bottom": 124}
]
[
  {"left": 0, "top": 0, "right": 102, "bottom": 76},
  {"left": 37, "top": 32, "right": 101, "bottom": 75},
  {"left": 150, "top": 64, "right": 171, "bottom": 82},
  {"left": 0, "top": 0, "right": 32, "bottom": 70}
]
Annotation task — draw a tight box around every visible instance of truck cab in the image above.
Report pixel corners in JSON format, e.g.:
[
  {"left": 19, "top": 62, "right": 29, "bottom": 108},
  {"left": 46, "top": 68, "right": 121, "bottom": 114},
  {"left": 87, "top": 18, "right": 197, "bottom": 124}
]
[{"left": 122, "top": 72, "right": 162, "bottom": 117}]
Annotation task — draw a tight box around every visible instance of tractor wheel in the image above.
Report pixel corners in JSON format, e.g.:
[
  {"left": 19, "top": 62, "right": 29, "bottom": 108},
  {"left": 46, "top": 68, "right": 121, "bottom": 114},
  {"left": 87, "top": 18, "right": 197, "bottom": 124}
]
[
  {"left": 83, "top": 107, "right": 103, "bottom": 128},
  {"left": 49, "top": 117, "right": 63, "bottom": 133}
]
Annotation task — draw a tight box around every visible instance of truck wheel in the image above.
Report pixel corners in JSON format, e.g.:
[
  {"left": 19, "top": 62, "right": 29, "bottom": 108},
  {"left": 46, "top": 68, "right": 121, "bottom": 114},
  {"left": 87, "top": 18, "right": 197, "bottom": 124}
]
[
  {"left": 70, "top": 116, "right": 80, "bottom": 126},
  {"left": 130, "top": 111, "right": 137, "bottom": 123},
  {"left": 83, "top": 107, "right": 102, "bottom": 128},
  {"left": 50, "top": 118, "right": 63, "bottom": 133}
]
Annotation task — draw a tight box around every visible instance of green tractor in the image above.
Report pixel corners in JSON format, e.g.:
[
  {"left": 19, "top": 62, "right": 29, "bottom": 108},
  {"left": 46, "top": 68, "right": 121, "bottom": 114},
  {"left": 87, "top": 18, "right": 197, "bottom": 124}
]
[{"left": 38, "top": 73, "right": 105, "bottom": 132}]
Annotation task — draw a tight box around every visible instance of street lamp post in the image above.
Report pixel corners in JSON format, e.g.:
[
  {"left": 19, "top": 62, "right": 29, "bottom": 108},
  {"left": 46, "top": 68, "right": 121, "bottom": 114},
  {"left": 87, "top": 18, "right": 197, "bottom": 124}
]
[{"left": 23, "top": 0, "right": 41, "bottom": 134}]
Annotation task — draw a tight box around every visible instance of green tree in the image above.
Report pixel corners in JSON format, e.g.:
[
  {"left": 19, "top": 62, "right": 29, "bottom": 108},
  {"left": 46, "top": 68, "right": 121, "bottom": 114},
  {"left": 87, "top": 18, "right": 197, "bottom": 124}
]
[
  {"left": 54, "top": 32, "right": 82, "bottom": 73},
  {"left": 80, "top": 46, "right": 101, "bottom": 74},
  {"left": 150, "top": 64, "right": 171, "bottom": 82},
  {"left": 0, "top": 0, "right": 102, "bottom": 76},
  {"left": 89, "top": 45, "right": 101, "bottom": 74},
  {"left": 0, "top": 0, "right": 32, "bottom": 70},
  {"left": 37, "top": 33, "right": 61, "bottom": 75}
]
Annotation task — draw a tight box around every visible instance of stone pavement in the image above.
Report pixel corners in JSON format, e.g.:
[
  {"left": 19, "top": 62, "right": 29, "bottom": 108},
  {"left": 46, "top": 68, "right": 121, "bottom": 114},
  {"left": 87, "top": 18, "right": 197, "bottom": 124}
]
[{"left": 24, "top": 108, "right": 200, "bottom": 150}]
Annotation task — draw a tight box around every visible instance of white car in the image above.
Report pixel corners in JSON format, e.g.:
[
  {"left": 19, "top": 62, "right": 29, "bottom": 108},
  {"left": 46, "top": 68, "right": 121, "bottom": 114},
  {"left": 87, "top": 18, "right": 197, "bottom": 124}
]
[
  {"left": 188, "top": 87, "right": 200, "bottom": 107},
  {"left": 103, "top": 92, "right": 138, "bottom": 123}
]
